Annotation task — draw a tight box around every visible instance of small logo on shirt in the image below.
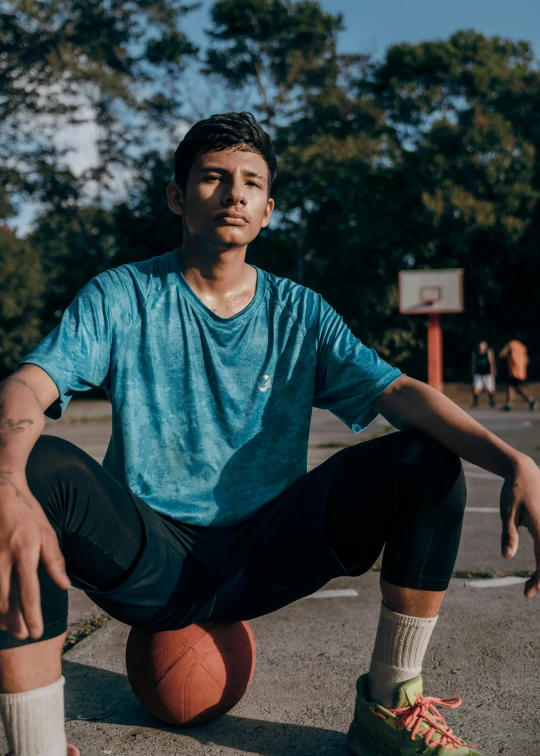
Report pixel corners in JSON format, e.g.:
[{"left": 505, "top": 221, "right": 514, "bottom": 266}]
[{"left": 257, "top": 374, "right": 272, "bottom": 393}]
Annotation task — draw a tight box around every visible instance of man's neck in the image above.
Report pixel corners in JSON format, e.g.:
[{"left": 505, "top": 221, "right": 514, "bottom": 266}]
[{"left": 177, "top": 244, "right": 257, "bottom": 318}]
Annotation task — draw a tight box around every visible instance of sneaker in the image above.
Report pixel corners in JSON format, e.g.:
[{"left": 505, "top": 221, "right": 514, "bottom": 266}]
[
  {"left": 500, "top": 405, "right": 512, "bottom": 412},
  {"left": 347, "top": 674, "right": 482, "bottom": 755},
  {"left": 529, "top": 398, "right": 538, "bottom": 411}
]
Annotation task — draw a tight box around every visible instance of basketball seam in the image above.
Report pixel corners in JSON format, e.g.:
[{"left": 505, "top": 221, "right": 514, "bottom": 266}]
[{"left": 141, "top": 623, "right": 219, "bottom": 700}]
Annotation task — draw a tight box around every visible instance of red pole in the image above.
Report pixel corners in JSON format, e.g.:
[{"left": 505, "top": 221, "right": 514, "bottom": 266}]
[{"left": 427, "top": 313, "right": 443, "bottom": 391}]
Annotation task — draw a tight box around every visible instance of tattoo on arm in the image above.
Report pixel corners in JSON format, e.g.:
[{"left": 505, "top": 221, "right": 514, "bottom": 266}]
[
  {"left": 9, "top": 376, "right": 41, "bottom": 407},
  {"left": 0, "top": 400, "right": 34, "bottom": 448},
  {"left": 0, "top": 471, "right": 33, "bottom": 509}
]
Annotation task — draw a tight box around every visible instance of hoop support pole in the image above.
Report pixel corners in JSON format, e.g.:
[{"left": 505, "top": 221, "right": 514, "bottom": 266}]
[{"left": 427, "top": 313, "right": 443, "bottom": 391}]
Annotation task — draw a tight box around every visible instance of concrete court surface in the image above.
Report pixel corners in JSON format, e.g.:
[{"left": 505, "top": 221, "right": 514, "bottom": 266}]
[{"left": 1, "top": 400, "right": 540, "bottom": 755}]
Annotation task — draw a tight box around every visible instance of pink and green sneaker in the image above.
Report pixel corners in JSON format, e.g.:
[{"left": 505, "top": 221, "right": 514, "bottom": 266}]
[{"left": 347, "top": 674, "right": 483, "bottom": 755}]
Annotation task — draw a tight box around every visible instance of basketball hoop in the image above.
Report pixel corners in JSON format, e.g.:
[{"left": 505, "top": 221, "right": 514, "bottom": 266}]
[
  {"left": 398, "top": 269, "right": 464, "bottom": 392},
  {"left": 419, "top": 285, "right": 442, "bottom": 307}
]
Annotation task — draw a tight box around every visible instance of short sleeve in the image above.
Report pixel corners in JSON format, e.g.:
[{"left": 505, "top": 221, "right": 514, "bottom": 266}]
[
  {"left": 17, "top": 278, "right": 113, "bottom": 419},
  {"left": 313, "top": 296, "right": 402, "bottom": 432}
]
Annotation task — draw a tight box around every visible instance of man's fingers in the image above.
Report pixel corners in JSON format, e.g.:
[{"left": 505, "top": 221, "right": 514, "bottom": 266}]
[
  {"left": 5, "top": 576, "right": 29, "bottom": 639},
  {"left": 524, "top": 570, "right": 540, "bottom": 599},
  {"left": 41, "top": 531, "right": 71, "bottom": 591},
  {"left": 15, "top": 548, "right": 43, "bottom": 639},
  {"left": 524, "top": 531, "right": 540, "bottom": 598},
  {"left": 501, "top": 510, "right": 519, "bottom": 558},
  {"left": 0, "top": 557, "right": 13, "bottom": 616}
]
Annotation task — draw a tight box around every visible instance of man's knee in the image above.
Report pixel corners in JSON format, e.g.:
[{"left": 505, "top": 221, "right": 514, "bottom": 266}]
[
  {"left": 25, "top": 436, "right": 94, "bottom": 529},
  {"left": 394, "top": 428, "right": 466, "bottom": 515},
  {"left": 27, "top": 435, "right": 92, "bottom": 485}
]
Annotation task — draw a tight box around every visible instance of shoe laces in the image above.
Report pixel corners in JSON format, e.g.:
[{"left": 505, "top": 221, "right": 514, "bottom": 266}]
[{"left": 387, "top": 694, "right": 474, "bottom": 751}]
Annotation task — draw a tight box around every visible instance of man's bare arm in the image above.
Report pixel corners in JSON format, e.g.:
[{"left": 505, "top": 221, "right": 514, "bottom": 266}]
[
  {"left": 0, "top": 365, "right": 70, "bottom": 639},
  {"left": 374, "top": 376, "right": 540, "bottom": 597},
  {"left": 0, "top": 364, "right": 59, "bottom": 480},
  {"left": 374, "top": 376, "right": 521, "bottom": 476},
  {"left": 488, "top": 348, "right": 497, "bottom": 377}
]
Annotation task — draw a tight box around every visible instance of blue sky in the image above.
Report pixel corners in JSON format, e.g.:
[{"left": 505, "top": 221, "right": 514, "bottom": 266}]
[{"left": 183, "top": 0, "right": 540, "bottom": 58}]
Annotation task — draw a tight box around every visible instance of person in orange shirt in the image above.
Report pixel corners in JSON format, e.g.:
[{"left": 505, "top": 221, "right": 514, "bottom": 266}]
[{"left": 499, "top": 336, "right": 538, "bottom": 411}]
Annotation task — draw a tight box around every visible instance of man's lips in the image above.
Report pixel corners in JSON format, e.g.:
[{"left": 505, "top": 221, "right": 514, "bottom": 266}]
[{"left": 214, "top": 212, "right": 248, "bottom": 225}]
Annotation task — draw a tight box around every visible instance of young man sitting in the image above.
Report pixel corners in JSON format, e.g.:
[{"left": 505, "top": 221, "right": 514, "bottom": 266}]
[{"left": 0, "top": 112, "right": 539, "bottom": 756}]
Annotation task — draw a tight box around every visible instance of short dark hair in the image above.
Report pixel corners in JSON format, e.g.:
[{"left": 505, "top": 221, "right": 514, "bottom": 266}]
[{"left": 174, "top": 112, "right": 277, "bottom": 194}]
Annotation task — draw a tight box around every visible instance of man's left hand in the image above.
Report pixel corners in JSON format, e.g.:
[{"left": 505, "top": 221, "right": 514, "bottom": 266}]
[{"left": 500, "top": 456, "right": 540, "bottom": 598}]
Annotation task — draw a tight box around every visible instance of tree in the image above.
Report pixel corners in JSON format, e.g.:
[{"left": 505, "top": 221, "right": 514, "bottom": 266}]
[
  {"left": 1, "top": 0, "right": 199, "bottom": 218},
  {"left": 366, "top": 31, "right": 540, "bottom": 376},
  {"left": 0, "top": 225, "right": 46, "bottom": 378}
]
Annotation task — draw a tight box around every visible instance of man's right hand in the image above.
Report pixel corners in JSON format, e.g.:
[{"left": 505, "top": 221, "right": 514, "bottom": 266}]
[{"left": 0, "top": 476, "right": 71, "bottom": 640}]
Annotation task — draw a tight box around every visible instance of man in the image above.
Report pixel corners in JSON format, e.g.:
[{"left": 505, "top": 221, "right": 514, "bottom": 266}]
[
  {"left": 471, "top": 340, "right": 497, "bottom": 408},
  {"left": 0, "top": 113, "right": 539, "bottom": 756},
  {"left": 499, "top": 336, "right": 538, "bottom": 411}
]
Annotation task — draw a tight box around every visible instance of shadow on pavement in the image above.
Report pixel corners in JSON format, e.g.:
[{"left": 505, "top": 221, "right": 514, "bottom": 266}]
[{"left": 63, "top": 660, "right": 350, "bottom": 755}]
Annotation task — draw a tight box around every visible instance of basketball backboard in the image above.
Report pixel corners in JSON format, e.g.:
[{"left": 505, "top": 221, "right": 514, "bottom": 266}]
[{"left": 398, "top": 269, "right": 464, "bottom": 314}]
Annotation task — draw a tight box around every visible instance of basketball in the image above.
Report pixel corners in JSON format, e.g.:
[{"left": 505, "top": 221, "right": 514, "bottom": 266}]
[{"left": 125, "top": 619, "right": 257, "bottom": 727}]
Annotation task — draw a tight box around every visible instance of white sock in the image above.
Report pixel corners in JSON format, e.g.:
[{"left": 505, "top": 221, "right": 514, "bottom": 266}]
[
  {"left": 0, "top": 676, "right": 66, "bottom": 756},
  {"left": 368, "top": 602, "right": 438, "bottom": 708}
]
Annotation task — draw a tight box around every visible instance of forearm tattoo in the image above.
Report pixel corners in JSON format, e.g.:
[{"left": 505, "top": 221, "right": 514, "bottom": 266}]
[
  {"left": 9, "top": 376, "right": 41, "bottom": 406},
  {"left": 0, "top": 400, "right": 34, "bottom": 448},
  {"left": 0, "top": 471, "right": 33, "bottom": 509}
]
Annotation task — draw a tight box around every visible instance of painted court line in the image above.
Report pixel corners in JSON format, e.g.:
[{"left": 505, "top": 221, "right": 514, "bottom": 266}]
[
  {"left": 465, "top": 507, "right": 499, "bottom": 513},
  {"left": 308, "top": 588, "right": 359, "bottom": 599},
  {"left": 465, "top": 576, "right": 527, "bottom": 589}
]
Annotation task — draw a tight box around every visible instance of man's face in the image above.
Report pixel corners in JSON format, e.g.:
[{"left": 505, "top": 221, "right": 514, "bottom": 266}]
[
  {"left": 167, "top": 147, "right": 274, "bottom": 251},
  {"left": 479, "top": 341, "right": 488, "bottom": 351}
]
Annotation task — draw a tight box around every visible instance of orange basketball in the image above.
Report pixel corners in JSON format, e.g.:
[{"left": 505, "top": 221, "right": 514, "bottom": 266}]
[{"left": 125, "top": 619, "right": 256, "bottom": 727}]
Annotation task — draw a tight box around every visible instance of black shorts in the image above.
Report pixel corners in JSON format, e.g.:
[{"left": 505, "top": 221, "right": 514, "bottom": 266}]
[
  {"left": 0, "top": 430, "right": 465, "bottom": 648},
  {"left": 73, "top": 448, "right": 349, "bottom": 631},
  {"left": 508, "top": 376, "right": 526, "bottom": 387}
]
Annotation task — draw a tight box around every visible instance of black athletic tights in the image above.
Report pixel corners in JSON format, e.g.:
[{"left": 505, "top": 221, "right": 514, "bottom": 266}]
[{"left": 0, "top": 428, "right": 466, "bottom": 649}]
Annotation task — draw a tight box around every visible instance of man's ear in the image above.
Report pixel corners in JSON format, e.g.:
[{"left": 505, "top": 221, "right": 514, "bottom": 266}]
[
  {"left": 167, "top": 181, "right": 184, "bottom": 217},
  {"left": 261, "top": 197, "right": 275, "bottom": 228}
]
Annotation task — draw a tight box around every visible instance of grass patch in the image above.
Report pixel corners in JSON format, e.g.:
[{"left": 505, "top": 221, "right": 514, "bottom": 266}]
[
  {"left": 452, "top": 569, "right": 533, "bottom": 580},
  {"left": 63, "top": 614, "right": 111, "bottom": 653}
]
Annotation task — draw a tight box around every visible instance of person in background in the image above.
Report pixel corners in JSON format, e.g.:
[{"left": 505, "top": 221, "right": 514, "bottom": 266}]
[
  {"left": 499, "top": 336, "right": 538, "bottom": 411},
  {"left": 471, "top": 340, "right": 497, "bottom": 408}
]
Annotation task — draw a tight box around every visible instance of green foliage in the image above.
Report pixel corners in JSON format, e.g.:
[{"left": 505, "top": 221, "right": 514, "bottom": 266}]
[
  {"left": 1, "top": 0, "right": 199, "bottom": 210},
  {"left": 205, "top": 0, "right": 347, "bottom": 123},
  {"left": 27, "top": 205, "right": 117, "bottom": 333},
  {"left": 1, "top": 2, "right": 540, "bottom": 379},
  {"left": 0, "top": 228, "right": 46, "bottom": 377}
]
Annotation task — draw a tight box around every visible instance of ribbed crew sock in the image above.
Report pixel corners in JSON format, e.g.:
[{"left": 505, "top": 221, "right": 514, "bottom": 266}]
[
  {"left": 368, "top": 602, "right": 438, "bottom": 708},
  {"left": 0, "top": 676, "right": 66, "bottom": 756}
]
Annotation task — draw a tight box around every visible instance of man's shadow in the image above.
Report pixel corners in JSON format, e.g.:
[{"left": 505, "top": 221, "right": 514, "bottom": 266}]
[{"left": 63, "top": 660, "right": 350, "bottom": 755}]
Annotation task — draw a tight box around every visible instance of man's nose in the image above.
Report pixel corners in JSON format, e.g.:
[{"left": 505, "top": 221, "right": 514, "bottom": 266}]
[{"left": 223, "top": 179, "right": 247, "bottom": 205}]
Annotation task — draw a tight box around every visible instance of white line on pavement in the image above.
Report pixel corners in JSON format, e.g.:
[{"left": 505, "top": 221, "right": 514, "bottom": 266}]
[
  {"left": 307, "top": 589, "right": 359, "bottom": 599},
  {"left": 465, "top": 576, "right": 527, "bottom": 588},
  {"left": 465, "top": 507, "right": 499, "bottom": 513}
]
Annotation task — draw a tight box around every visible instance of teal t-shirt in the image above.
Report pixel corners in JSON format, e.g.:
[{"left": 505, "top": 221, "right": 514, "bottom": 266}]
[{"left": 19, "top": 249, "right": 402, "bottom": 526}]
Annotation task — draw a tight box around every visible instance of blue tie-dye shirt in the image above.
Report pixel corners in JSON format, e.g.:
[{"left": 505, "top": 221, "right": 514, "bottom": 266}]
[{"left": 19, "top": 249, "right": 402, "bottom": 526}]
